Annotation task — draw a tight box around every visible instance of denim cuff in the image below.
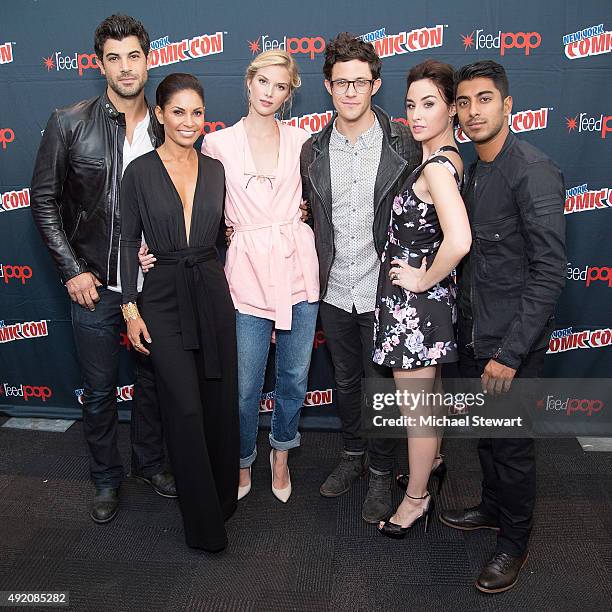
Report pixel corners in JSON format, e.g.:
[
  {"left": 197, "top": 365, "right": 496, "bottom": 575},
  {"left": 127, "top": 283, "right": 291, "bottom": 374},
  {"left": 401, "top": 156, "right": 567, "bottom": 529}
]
[
  {"left": 369, "top": 466, "right": 392, "bottom": 476},
  {"left": 240, "top": 448, "right": 257, "bottom": 469},
  {"left": 269, "top": 431, "right": 301, "bottom": 451}
]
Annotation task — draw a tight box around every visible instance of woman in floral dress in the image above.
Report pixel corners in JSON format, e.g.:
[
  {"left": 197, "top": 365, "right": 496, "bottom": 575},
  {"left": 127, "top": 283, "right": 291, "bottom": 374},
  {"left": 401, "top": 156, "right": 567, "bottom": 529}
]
[{"left": 374, "top": 60, "right": 472, "bottom": 538}]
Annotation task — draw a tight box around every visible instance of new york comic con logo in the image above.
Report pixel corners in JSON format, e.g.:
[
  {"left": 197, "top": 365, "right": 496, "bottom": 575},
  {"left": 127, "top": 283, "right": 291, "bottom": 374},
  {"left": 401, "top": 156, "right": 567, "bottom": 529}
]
[
  {"left": 260, "top": 388, "right": 333, "bottom": 412},
  {"left": 0, "top": 42, "right": 14, "bottom": 65},
  {"left": 75, "top": 385, "right": 134, "bottom": 405},
  {"left": 565, "top": 184, "right": 612, "bottom": 215},
  {"left": 565, "top": 112, "right": 612, "bottom": 139},
  {"left": 147, "top": 32, "right": 224, "bottom": 69},
  {"left": 368, "top": 25, "right": 445, "bottom": 58},
  {"left": 454, "top": 107, "right": 550, "bottom": 142},
  {"left": 563, "top": 23, "right": 612, "bottom": 59},
  {"left": 0, "top": 188, "right": 30, "bottom": 214},
  {"left": 247, "top": 34, "right": 325, "bottom": 59},
  {"left": 461, "top": 29, "right": 541, "bottom": 55},
  {"left": 0, "top": 319, "right": 48, "bottom": 343},
  {"left": 547, "top": 327, "right": 612, "bottom": 353}
]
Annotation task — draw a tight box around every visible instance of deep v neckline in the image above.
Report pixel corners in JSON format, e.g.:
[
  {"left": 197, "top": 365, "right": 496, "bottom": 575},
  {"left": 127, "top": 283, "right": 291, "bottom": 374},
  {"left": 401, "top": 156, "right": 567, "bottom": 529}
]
[
  {"left": 241, "top": 117, "right": 283, "bottom": 180},
  {"left": 155, "top": 149, "right": 201, "bottom": 247}
]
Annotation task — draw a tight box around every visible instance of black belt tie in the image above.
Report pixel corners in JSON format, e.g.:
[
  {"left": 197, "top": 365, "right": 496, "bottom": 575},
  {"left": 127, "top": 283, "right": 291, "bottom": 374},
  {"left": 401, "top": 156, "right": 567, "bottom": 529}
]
[{"left": 155, "top": 246, "right": 221, "bottom": 379}]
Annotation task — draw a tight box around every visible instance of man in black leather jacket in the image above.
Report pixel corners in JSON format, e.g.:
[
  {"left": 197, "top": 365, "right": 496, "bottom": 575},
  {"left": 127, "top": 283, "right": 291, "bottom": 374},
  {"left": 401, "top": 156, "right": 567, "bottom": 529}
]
[
  {"left": 30, "top": 14, "right": 175, "bottom": 524},
  {"left": 439, "top": 61, "right": 566, "bottom": 593},
  {"left": 301, "top": 33, "right": 421, "bottom": 523}
]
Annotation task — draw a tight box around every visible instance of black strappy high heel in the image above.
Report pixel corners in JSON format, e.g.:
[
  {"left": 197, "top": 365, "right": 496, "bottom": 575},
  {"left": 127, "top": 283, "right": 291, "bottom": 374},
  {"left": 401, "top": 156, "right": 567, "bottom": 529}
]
[
  {"left": 377, "top": 492, "right": 435, "bottom": 539},
  {"left": 396, "top": 455, "right": 447, "bottom": 494}
]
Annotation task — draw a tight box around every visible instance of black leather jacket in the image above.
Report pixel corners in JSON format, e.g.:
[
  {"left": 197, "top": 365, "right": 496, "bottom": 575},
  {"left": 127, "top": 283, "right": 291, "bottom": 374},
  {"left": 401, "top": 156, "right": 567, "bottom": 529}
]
[
  {"left": 300, "top": 105, "right": 421, "bottom": 299},
  {"left": 458, "top": 132, "right": 566, "bottom": 369},
  {"left": 31, "top": 92, "right": 164, "bottom": 286}
]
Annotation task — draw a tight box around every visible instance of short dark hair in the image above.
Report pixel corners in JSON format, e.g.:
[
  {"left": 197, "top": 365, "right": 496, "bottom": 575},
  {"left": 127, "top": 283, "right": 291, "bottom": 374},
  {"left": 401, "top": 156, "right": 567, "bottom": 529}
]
[
  {"left": 454, "top": 60, "right": 509, "bottom": 100},
  {"left": 323, "top": 32, "right": 381, "bottom": 81},
  {"left": 156, "top": 73, "right": 205, "bottom": 109},
  {"left": 407, "top": 59, "right": 455, "bottom": 105},
  {"left": 94, "top": 14, "right": 150, "bottom": 61}
]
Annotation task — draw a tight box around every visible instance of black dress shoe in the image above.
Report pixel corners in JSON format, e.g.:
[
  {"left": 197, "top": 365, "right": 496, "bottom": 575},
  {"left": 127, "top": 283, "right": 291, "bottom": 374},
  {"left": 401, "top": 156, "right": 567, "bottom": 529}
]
[
  {"left": 439, "top": 505, "right": 500, "bottom": 531},
  {"left": 90, "top": 487, "right": 119, "bottom": 524},
  {"left": 476, "top": 551, "right": 529, "bottom": 593},
  {"left": 132, "top": 471, "right": 178, "bottom": 498}
]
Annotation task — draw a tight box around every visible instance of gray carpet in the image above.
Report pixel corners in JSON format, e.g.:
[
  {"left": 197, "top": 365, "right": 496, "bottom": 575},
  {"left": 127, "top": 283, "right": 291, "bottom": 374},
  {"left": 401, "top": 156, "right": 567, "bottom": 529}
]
[{"left": 0, "top": 417, "right": 611, "bottom": 611}]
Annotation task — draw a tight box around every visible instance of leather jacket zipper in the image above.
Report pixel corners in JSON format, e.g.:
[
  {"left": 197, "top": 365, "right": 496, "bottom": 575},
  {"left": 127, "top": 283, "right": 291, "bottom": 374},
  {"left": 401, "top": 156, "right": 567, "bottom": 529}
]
[{"left": 107, "top": 122, "right": 119, "bottom": 282}]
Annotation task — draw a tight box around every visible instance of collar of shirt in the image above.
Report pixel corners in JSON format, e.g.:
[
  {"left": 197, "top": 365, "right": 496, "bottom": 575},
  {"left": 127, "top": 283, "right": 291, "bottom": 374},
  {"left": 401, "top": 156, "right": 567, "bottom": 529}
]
[
  {"left": 330, "top": 114, "right": 382, "bottom": 152},
  {"left": 128, "top": 112, "right": 151, "bottom": 145}
]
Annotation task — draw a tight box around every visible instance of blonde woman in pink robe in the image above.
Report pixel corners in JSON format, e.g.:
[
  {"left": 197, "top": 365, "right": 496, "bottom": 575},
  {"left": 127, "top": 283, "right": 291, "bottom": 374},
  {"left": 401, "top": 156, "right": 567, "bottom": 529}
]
[{"left": 202, "top": 50, "right": 319, "bottom": 503}]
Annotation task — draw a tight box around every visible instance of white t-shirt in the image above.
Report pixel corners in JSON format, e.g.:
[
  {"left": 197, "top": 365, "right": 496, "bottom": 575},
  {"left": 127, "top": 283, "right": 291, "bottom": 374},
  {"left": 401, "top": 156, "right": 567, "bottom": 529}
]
[{"left": 107, "top": 112, "right": 154, "bottom": 293}]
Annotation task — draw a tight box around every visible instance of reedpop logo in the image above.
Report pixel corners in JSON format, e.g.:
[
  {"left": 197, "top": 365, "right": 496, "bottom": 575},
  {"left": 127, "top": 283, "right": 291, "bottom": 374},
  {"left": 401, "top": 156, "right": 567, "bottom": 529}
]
[
  {"left": 247, "top": 34, "right": 325, "bottom": 59},
  {"left": 0, "top": 128, "right": 15, "bottom": 150},
  {"left": 0, "top": 264, "right": 33, "bottom": 285},
  {"left": 43, "top": 51, "right": 100, "bottom": 76},
  {"left": 565, "top": 113, "right": 612, "bottom": 139},
  {"left": 461, "top": 29, "right": 541, "bottom": 55},
  {"left": 1, "top": 383, "right": 52, "bottom": 402}
]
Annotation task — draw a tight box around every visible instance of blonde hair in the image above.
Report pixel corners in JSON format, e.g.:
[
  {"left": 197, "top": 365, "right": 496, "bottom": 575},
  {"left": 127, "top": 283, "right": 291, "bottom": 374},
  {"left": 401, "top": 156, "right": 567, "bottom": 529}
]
[{"left": 245, "top": 49, "right": 302, "bottom": 91}]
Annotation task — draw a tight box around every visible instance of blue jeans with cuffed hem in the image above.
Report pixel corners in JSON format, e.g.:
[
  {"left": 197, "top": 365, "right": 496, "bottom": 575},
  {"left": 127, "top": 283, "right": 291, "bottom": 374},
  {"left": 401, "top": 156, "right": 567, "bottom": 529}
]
[{"left": 237, "top": 301, "right": 318, "bottom": 469}]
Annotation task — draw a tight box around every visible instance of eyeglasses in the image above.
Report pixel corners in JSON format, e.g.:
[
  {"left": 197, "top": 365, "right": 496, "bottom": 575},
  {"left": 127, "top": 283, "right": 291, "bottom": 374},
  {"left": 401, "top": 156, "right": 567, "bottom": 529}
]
[{"left": 329, "top": 79, "right": 375, "bottom": 94}]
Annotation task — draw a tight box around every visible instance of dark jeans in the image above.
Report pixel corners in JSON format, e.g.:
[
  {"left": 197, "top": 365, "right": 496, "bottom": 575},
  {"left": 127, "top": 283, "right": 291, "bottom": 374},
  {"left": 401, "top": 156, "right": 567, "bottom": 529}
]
[
  {"left": 458, "top": 318, "right": 545, "bottom": 556},
  {"left": 319, "top": 301, "right": 396, "bottom": 473},
  {"left": 71, "top": 287, "right": 164, "bottom": 488}
]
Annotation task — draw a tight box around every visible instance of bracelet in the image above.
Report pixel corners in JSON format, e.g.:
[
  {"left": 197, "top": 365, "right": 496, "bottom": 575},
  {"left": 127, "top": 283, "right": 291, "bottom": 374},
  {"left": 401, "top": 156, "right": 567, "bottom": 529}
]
[{"left": 121, "top": 302, "right": 140, "bottom": 322}]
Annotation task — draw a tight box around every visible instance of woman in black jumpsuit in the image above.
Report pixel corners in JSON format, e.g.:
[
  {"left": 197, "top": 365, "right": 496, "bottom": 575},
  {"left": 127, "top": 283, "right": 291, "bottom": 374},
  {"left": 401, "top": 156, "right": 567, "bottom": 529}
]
[{"left": 120, "top": 74, "right": 238, "bottom": 551}]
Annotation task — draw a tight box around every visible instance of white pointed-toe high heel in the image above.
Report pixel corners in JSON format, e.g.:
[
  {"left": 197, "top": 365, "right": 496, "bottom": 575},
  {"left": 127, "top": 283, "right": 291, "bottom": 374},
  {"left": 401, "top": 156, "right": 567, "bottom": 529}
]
[
  {"left": 270, "top": 450, "right": 291, "bottom": 503},
  {"left": 238, "top": 467, "right": 251, "bottom": 501}
]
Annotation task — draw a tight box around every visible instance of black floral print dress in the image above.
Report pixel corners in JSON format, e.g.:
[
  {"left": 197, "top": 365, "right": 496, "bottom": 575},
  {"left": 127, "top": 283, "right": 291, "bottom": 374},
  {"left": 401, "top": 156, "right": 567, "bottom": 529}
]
[{"left": 373, "top": 146, "right": 462, "bottom": 369}]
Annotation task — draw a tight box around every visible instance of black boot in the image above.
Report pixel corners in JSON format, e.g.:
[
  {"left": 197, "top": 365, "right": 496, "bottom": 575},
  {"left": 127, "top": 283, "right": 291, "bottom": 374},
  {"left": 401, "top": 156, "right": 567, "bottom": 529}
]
[
  {"left": 132, "top": 470, "right": 178, "bottom": 498},
  {"left": 90, "top": 487, "right": 119, "bottom": 524},
  {"left": 320, "top": 451, "right": 368, "bottom": 498},
  {"left": 362, "top": 470, "right": 393, "bottom": 523}
]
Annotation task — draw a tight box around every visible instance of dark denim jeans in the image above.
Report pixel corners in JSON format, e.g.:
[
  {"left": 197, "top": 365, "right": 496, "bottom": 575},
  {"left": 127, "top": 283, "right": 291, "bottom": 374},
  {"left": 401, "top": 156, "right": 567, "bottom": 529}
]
[
  {"left": 319, "top": 302, "right": 397, "bottom": 473},
  {"left": 71, "top": 287, "right": 164, "bottom": 488},
  {"left": 458, "top": 313, "right": 545, "bottom": 556}
]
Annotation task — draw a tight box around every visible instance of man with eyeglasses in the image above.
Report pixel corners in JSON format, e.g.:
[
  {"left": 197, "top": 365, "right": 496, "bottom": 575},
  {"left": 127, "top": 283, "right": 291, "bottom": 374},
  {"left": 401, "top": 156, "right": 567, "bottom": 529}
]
[{"left": 301, "top": 32, "right": 421, "bottom": 523}]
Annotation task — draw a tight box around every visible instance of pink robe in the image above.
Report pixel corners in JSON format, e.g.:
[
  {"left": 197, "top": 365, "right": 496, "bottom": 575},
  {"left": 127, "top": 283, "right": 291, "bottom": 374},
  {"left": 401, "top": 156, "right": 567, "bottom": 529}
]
[{"left": 202, "top": 119, "right": 319, "bottom": 330}]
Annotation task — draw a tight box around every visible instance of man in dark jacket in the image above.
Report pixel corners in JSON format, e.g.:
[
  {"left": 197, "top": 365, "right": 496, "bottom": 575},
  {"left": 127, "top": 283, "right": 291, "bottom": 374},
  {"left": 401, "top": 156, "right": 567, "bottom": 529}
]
[
  {"left": 301, "top": 33, "right": 421, "bottom": 523},
  {"left": 440, "top": 60, "right": 566, "bottom": 593},
  {"left": 30, "top": 14, "right": 175, "bottom": 524}
]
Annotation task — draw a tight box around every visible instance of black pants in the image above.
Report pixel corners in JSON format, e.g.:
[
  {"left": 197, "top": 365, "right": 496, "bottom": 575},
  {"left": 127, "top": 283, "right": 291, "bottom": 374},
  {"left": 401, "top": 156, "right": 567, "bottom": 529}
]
[
  {"left": 71, "top": 287, "right": 164, "bottom": 488},
  {"left": 319, "top": 302, "right": 396, "bottom": 473},
  {"left": 458, "top": 338, "right": 545, "bottom": 557},
  {"left": 141, "top": 250, "right": 239, "bottom": 551}
]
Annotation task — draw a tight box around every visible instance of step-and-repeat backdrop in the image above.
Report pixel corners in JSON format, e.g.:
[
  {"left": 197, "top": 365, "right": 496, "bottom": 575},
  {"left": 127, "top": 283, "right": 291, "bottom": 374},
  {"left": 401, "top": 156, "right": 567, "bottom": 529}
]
[{"left": 1, "top": 0, "right": 611, "bottom": 426}]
